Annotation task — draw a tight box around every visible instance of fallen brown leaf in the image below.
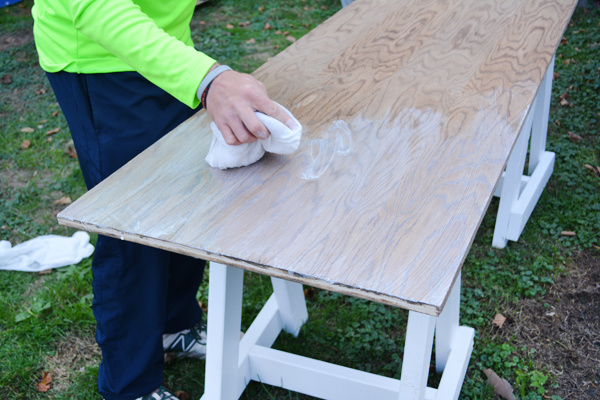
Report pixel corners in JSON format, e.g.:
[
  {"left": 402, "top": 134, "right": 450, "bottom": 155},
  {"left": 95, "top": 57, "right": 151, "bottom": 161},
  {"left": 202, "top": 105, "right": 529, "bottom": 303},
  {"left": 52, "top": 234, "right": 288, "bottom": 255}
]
[
  {"left": 1, "top": 74, "right": 12, "bottom": 84},
  {"left": 52, "top": 110, "right": 60, "bottom": 117},
  {"left": 258, "top": 5, "right": 265, "bottom": 12},
  {"left": 198, "top": 300, "right": 208, "bottom": 313},
  {"left": 560, "top": 231, "right": 576, "bottom": 237},
  {"left": 175, "top": 390, "right": 190, "bottom": 400},
  {"left": 35, "top": 87, "right": 47, "bottom": 95},
  {"left": 492, "top": 313, "right": 506, "bottom": 329},
  {"left": 38, "top": 269, "right": 53, "bottom": 275},
  {"left": 286, "top": 35, "right": 296, "bottom": 43},
  {"left": 593, "top": 245, "right": 600, "bottom": 250},
  {"left": 584, "top": 164, "right": 597, "bottom": 174},
  {"left": 20, "top": 127, "right": 34, "bottom": 133},
  {"left": 304, "top": 287, "right": 315, "bottom": 300},
  {"left": 225, "top": 23, "right": 234, "bottom": 29},
  {"left": 553, "top": 72, "right": 560, "bottom": 81},
  {"left": 568, "top": 131, "right": 583, "bottom": 142},
  {"left": 21, "top": 140, "right": 31, "bottom": 150},
  {"left": 65, "top": 146, "right": 77, "bottom": 159},
  {"left": 245, "top": 38, "right": 256, "bottom": 44},
  {"left": 559, "top": 97, "right": 571, "bottom": 107},
  {"left": 39, "top": 119, "right": 48, "bottom": 124},
  {"left": 54, "top": 196, "right": 72, "bottom": 206},
  {"left": 484, "top": 369, "right": 516, "bottom": 400},
  {"left": 37, "top": 371, "right": 53, "bottom": 392},
  {"left": 238, "top": 21, "right": 251, "bottom": 27},
  {"left": 560, "top": 37, "right": 568, "bottom": 45},
  {"left": 264, "top": 22, "right": 273, "bottom": 30},
  {"left": 46, "top": 127, "right": 60, "bottom": 136}
]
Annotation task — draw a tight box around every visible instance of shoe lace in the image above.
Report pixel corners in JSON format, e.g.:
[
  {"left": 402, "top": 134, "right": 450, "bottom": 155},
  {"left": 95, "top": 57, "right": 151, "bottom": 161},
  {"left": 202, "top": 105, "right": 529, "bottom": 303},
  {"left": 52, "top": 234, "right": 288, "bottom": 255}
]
[
  {"left": 154, "top": 386, "right": 178, "bottom": 400},
  {"left": 189, "top": 320, "right": 207, "bottom": 345}
]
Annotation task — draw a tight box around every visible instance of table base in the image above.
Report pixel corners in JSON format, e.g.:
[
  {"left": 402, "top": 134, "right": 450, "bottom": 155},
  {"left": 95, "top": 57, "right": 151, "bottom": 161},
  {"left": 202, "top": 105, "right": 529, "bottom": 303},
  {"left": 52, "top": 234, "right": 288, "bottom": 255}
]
[
  {"left": 201, "top": 263, "right": 474, "bottom": 400},
  {"left": 493, "top": 57, "right": 556, "bottom": 248}
]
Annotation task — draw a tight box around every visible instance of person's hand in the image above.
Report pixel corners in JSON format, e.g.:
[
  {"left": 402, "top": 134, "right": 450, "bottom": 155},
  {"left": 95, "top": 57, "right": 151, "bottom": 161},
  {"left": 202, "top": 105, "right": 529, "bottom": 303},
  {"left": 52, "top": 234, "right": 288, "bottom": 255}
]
[{"left": 204, "top": 68, "right": 297, "bottom": 146}]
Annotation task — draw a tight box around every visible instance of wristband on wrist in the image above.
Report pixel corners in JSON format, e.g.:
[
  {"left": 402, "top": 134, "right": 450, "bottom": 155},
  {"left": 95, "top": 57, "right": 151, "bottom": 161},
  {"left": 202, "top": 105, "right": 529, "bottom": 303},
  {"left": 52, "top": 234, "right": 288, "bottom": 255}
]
[{"left": 197, "top": 65, "right": 232, "bottom": 109}]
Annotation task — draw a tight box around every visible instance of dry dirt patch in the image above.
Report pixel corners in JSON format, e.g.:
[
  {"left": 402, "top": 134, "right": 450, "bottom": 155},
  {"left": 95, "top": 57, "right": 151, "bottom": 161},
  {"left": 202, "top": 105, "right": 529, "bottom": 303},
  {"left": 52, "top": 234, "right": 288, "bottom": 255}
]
[
  {"left": 44, "top": 331, "right": 101, "bottom": 392},
  {"left": 0, "top": 29, "right": 33, "bottom": 52},
  {"left": 501, "top": 250, "right": 600, "bottom": 399}
]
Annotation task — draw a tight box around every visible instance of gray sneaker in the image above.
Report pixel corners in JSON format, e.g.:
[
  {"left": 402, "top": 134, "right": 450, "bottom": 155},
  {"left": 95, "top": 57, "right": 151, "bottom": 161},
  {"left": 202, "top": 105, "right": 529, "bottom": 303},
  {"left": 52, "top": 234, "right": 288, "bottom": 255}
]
[
  {"left": 136, "top": 386, "right": 178, "bottom": 400},
  {"left": 162, "top": 320, "right": 207, "bottom": 359}
]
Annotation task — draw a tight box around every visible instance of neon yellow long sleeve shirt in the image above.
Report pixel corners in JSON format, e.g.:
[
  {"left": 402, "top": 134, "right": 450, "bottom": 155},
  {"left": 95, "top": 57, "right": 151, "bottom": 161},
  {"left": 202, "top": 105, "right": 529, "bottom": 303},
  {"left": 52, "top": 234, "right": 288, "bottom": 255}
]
[{"left": 32, "top": 0, "right": 216, "bottom": 108}]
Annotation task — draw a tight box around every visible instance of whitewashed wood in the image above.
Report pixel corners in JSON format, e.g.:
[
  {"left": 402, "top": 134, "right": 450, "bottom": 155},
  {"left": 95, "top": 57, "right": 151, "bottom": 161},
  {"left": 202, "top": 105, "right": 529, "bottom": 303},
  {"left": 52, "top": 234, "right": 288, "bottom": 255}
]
[{"left": 58, "top": 0, "right": 577, "bottom": 315}]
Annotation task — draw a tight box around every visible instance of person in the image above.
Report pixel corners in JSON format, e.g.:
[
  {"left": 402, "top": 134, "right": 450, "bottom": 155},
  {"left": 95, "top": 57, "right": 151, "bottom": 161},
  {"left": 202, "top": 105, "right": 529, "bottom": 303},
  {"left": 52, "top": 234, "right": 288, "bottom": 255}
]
[{"left": 31, "top": 1, "right": 296, "bottom": 399}]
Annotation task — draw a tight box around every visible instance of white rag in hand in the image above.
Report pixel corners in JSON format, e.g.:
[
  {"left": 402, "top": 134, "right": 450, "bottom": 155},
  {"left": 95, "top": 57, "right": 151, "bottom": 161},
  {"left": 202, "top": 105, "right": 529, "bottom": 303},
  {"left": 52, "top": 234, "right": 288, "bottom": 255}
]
[
  {"left": 0, "top": 231, "right": 94, "bottom": 272},
  {"left": 205, "top": 104, "right": 302, "bottom": 169}
]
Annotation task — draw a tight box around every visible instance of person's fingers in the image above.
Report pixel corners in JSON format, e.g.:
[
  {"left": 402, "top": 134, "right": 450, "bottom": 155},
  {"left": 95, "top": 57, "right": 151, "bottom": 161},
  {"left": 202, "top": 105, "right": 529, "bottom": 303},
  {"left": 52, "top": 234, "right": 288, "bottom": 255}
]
[
  {"left": 239, "top": 107, "right": 269, "bottom": 140},
  {"left": 217, "top": 123, "right": 241, "bottom": 146},
  {"left": 204, "top": 69, "right": 298, "bottom": 145},
  {"left": 223, "top": 117, "right": 259, "bottom": 145},
  {"left": 256, "top": 98, "right": 298, "bottom": 131}
]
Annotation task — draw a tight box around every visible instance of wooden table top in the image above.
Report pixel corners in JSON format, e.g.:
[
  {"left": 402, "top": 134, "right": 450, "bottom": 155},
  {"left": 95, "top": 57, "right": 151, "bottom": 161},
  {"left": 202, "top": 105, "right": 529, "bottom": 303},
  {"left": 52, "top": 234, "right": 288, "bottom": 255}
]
[{"left": 58, "top": 0, "right": 576, "bottom": 316}]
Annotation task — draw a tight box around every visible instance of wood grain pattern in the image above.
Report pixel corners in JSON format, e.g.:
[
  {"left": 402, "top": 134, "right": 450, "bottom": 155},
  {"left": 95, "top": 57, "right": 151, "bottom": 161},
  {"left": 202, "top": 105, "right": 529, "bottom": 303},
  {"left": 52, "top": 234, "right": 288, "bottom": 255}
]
[{"left": 58, "top": 0, "right": 577, "bottom": 315}]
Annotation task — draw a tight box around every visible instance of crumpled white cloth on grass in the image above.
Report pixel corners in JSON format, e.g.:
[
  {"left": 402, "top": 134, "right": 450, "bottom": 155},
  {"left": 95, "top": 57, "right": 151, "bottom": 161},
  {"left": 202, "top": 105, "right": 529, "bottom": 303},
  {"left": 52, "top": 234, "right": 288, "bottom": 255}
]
[
  {"left": 0, "top": 231, "right": 94, "bottom": 272},
  {"left": 205, "top": 103, "right": 302, "bottom": 169}
]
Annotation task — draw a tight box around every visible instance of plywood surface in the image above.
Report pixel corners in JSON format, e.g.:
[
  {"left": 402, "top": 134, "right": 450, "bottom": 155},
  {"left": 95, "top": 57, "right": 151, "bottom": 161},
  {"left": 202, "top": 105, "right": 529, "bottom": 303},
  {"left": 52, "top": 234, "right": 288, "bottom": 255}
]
[{"left": 58, "top": 0, "right": 576, "bottom": 315}]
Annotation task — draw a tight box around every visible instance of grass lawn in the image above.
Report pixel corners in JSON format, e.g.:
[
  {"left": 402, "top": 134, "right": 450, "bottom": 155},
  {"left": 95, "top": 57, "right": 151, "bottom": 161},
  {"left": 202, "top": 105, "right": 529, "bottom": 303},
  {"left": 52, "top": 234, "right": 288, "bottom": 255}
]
[{"left": 1, "top": 0, "right": 599, "bottom": 399}]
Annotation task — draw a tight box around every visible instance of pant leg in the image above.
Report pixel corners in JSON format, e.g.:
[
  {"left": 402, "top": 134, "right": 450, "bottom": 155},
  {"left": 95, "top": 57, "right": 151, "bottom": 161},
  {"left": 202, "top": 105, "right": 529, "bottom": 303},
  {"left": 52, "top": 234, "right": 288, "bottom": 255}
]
[{"left": 46, "top": 71, "right": 205, "bottom": 400}]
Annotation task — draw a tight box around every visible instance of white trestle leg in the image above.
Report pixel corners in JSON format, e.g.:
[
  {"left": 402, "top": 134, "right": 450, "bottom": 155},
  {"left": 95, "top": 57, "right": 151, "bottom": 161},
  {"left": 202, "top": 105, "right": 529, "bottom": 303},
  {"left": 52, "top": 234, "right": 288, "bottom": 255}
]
[
  {"left": 435, "top": 273, "right": 461, "bottom": 374},
  {"left": 492, "top": 57, "right": 556, "bottom": 248},
  {"left": 270, "top": 277, "right": 308, "bottom": 336},
  {"left": 201, "top": 264, "right": 474, "bottom": 400},
  {"left": 202, "top": 262, "right": 244, "bottom": 400},
  {"left": 434, "top": 274, "right": 474, "bottom": 400},
  {"left": 398, "top": 310, "right": 436, "bottom": 400}
]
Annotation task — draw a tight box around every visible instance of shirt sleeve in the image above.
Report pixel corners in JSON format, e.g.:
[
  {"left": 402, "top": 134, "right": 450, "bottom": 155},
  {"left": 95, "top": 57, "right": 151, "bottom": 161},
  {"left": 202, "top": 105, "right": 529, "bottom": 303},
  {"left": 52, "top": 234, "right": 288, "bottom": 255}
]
[{"left": 68, "top": 0, "right": 215, "bottom": 108}]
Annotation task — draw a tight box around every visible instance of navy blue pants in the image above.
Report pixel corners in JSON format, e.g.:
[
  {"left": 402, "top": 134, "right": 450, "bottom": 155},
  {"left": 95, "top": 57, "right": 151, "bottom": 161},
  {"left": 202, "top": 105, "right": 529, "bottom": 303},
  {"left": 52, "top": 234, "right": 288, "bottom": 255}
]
[{"left": 46, "top": 71, "right": 206, "bottom": 400}]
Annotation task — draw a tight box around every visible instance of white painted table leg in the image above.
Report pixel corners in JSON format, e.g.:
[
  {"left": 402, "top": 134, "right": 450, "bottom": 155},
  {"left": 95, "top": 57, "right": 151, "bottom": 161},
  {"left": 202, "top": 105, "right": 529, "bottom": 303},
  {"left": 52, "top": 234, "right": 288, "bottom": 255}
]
[
  {"left": 398, "top": 311, "right": 436, "bottom": 400},
  {"left": 434, "top": 273, "right": 474, "bottom": 400},
  {"left": 492, "top": 58, "right": 556, "bottom": 248},
  {"left": 435, "top": 274, "right": 461, "bottom": 373},
  {"left": 271, "top": 277, "right": 308, "bottom": 337},
  {"left": 201, "top": 266, "right": 473, "bottom": 400},
  {"left": 492, "top": 107, "right": 534, "bottom": 248},
  {"left": 201, "top": 263, "right": 244, "bottom": 400},
  {"left": 529, "top": 57, "right": 554, "bottom": 175}
]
